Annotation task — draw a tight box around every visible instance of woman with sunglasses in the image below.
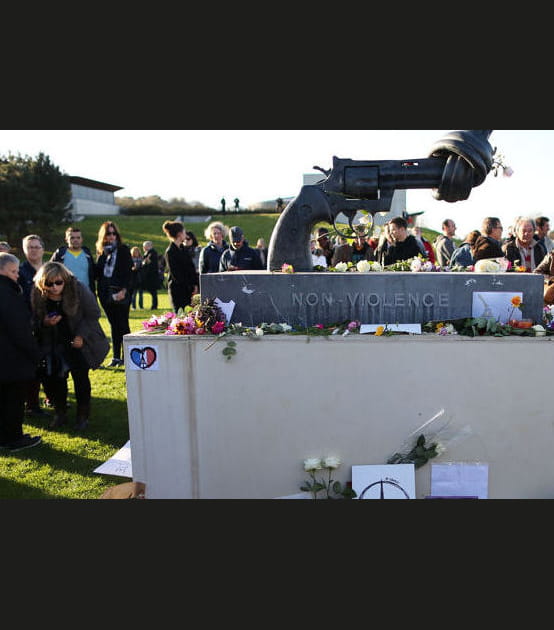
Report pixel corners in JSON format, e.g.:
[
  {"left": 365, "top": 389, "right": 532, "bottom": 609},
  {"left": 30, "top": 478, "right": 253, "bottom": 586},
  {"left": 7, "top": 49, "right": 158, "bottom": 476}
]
[
  {"left": 95, "top": 222, "right": 133, "bottom": 367},
  {"left": 31, "top": 262, "right": 109, "bottom": 431}
]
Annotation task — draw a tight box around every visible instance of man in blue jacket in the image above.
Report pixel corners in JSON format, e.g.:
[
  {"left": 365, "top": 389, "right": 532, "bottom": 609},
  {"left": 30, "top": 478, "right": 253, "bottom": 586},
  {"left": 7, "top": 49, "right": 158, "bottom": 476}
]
[{"left": 219, "top": 226, "right": 264, "bottom": 271}]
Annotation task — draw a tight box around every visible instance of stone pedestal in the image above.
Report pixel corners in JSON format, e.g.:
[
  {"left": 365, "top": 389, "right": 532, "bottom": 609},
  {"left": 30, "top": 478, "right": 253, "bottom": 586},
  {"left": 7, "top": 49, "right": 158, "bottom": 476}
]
[
  {"left": 123, "top": 332, "right": 554, "bottom": 499},
  {"left": 200, "top": 271, "right": 544, "bottom": 327}
]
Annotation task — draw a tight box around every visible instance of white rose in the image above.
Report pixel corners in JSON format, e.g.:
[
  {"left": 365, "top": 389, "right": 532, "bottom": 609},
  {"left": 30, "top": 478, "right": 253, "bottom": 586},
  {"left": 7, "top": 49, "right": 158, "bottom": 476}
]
[
  {"left": 255, "top": 327, "right": 264, "bottom": 336},
  {"left": 474, "top": 259, "right": 500, "bottom": 273},
  {"left": 335, "top": 262, "right": 348, "bottom": 272},
  {"left": 304, "top": 457, "right": 322, "bottom": 472},
  {"left": 422, "top": 261, "right": 434, "bottom": 272},
  {"left": 370, "top": 261, "right": 382, "bottom": 272},
  {"left": 323, "top": 455, "right": 341, "bottom": 469},
  {"left": 356, "top": 259, "right": 371, "bottom": 273},
  {"left": 280, "top": 323, "right": 292, "bottom": 332},
  {"left": 434, "top": 442, "right": 446, "bottom": 457},
  {"left": 410, "top": 258, "right": 422, "bottom": 272}
]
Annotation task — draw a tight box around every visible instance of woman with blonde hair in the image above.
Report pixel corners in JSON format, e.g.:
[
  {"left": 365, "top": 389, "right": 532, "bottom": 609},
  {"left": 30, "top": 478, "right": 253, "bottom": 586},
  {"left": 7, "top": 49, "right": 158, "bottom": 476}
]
[
  {"left": 199, "top": 221, "right": 229, "bottom": 273},
  {"left": 31, "top": 262, "right": 109, "bottom": 431}
]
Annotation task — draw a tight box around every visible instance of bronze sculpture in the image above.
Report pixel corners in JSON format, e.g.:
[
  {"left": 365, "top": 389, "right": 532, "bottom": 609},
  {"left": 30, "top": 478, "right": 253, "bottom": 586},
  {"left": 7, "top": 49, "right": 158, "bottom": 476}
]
[{"left": 267, "top": 130, "right": 495, "bottom": 271}]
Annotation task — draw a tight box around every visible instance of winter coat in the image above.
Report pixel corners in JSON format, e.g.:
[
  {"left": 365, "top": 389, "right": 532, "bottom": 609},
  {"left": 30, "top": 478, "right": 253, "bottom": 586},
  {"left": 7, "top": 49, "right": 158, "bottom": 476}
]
[
  {"left": 199, "top": 240, "right": 229, "bottom": 273},
  {"left": 219, "top": 241, "right": 264, "bottom": 271},
  {"left": 164, "top": 242, "right": 197, "bottom": 292},
  {"left": 0, "top": 274, "right": 40, "bottom": 383},
  {"left": 95, "top": 243, "right": 133, "bottom": 307},
  {"left": 434, "top": 234, "right": 455, "bottom": 267},
  {"left": 382, "top": 235, "right": 422, "bottom": 266},
  {"left": 450, "top": 242, "right": 474, "bottom": 267},
  {"left": 141, "top": 248, "right": 160, "bottom": 291},
  {"left": 503, "top": 239, "right": 546, "bottom": 271},
  {"left": 472, "top": 235, "right": 504, "bottom": 262},
  {"left": 31, "top": 278, "right": 109, "bottom": 370}
]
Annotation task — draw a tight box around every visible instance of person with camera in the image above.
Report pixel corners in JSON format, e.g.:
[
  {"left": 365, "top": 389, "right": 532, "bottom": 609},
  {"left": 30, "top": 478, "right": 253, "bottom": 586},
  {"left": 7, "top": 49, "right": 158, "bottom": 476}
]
[{"left": 95, "top": 222, "right": 133, "bottom": 368}]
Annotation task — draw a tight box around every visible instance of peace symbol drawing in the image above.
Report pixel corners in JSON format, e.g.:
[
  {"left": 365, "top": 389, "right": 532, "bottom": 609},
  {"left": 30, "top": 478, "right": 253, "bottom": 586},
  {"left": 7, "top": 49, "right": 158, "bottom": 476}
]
[{"left": 129, "top": 346, "right": 158, "bottom": 370}]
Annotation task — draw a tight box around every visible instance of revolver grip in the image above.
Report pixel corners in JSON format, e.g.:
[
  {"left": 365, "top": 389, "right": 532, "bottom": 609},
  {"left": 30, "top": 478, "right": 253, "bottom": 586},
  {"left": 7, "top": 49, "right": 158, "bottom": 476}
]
[{"left": 267, "top": 184, "right": 332, "bottom": 272}]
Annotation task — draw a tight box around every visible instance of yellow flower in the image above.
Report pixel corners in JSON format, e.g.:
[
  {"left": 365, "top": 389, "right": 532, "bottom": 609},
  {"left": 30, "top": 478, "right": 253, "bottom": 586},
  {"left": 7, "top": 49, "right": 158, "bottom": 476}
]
[
  {"left": 435, "top": 322, "right": 445, "bottom": 332},
  {"left": 375, "top": 326, "right": 385, "bottom": 336}
]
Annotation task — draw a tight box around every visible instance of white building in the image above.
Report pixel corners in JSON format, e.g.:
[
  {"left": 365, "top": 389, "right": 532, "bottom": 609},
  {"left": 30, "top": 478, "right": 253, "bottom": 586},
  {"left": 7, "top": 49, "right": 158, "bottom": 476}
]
[{"left": 70, "top": 176, "right": 123, "bottom": 217}]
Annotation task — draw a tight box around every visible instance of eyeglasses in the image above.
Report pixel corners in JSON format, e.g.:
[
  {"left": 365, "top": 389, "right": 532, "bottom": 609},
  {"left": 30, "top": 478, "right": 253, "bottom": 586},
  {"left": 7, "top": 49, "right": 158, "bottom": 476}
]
[{"left": 45, "top": 279, "right": 64, "bottom": 287}]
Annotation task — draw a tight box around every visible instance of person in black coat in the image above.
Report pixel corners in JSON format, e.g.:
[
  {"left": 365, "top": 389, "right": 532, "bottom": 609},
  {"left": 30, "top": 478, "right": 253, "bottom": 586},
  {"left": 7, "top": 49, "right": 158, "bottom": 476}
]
[
  {"left": 0, "top": 253, "right": 42, "bottom": 452},
  {"left": 95, "top": 221, "right": 133, "bottom": 368},
  {"left": 141, "top": 241, "right": 159, "bottom": 310},
  {"left": 31, "top": 262, "right": 110, "bottom": 431},
  {"left": 162, "top": 220, "right": 198, "bottom": 312}
]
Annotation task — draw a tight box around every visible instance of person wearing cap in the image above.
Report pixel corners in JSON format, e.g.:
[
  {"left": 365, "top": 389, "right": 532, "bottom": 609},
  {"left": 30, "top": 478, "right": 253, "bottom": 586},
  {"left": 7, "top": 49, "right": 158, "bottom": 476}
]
[{"left": 219, "top": 226, "right": 264, "bottom": 272}]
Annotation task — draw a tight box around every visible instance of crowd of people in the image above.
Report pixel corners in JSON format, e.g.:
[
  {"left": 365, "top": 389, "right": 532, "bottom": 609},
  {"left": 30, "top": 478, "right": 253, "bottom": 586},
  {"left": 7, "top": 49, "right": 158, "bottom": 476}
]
[
  {"left": 0, "top": 217, "right": 270, "bottom": 454},
  {"left": 3, "top": 212, "right": 553, "bottom": 454},
  {"left": 308, "top": 214, "right": 554, "bottom": 277}
]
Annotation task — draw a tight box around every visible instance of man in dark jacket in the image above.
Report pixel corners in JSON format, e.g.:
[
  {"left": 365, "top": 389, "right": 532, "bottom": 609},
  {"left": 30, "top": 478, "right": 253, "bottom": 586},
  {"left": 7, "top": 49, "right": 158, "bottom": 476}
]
[
  {"left": 382, "top": 216, "right": 422, "bottom": 266},
  {"left": 219, "top": 226, "right": 264, "bottom": 271},
  {"left": 0, "top": 253, "right": 42, "bottom": 452},
  {"left": 50, "top": 226, "right": 96, "bottom": 294},
  {"left": 141, "top": 241, "right": 159, "bottom": 310},
  {"left": 472, "top": 217, "right": 505, "bottom": 262}
]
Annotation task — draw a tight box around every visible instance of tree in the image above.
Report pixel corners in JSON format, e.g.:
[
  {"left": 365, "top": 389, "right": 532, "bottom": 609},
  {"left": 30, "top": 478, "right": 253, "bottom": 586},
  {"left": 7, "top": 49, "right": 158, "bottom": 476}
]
[{"left": 0, "top": 152, "right": 72, "bottom": 249}]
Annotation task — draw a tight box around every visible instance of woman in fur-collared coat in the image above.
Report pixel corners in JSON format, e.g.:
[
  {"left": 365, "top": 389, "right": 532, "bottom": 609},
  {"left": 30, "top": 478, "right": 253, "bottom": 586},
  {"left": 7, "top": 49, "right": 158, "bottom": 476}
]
[{"left": 31, "top": 262, "right": 109, "bottom": 432}]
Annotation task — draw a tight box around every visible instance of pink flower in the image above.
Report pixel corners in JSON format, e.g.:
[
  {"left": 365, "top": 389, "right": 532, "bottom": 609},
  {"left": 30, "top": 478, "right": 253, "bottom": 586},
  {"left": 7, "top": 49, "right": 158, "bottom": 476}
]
[
  {"left": 315, "top": 323, "right": 324, "bottom": 329},
  {"left": 281, "top": 263, "right": 294, "bottom": 274},
  {"left": 211, "top": 321, "right": 225, "bottom": 334},
  {"left": 196, "top": 327, "right": 206, "bottom": 335},
  {"left": 347, "top": 320, "right": 360, "bottom": 331}
]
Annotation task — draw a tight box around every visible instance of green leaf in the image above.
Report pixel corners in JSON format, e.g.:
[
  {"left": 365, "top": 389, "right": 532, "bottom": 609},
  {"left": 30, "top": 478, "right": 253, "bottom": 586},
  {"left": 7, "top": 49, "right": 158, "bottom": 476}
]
[
  {"left": 332, "top": 480, "right": 342, "bottom": 494},
  {"left": 416, "top": 434, "right": 425, "bottom": 447}
]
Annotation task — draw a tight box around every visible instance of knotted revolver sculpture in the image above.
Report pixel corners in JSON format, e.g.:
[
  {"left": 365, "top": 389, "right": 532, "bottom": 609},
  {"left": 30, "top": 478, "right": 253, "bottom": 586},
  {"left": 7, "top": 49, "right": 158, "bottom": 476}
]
[{"left": 267, "top": 130, "right": 495, "bottom": 271}]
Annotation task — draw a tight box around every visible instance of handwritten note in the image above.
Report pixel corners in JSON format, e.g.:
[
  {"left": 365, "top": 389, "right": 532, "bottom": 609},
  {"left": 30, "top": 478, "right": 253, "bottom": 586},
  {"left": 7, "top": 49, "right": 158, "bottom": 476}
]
[{"left": 93, "top": 440, "right": 132, "bottom": 478}]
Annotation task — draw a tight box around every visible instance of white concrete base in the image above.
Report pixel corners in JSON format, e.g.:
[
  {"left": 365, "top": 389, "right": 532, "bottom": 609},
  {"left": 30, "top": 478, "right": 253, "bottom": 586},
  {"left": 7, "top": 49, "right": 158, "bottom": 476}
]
[{"left": 123, "top": 332, "right": 554, "bottom": 499}]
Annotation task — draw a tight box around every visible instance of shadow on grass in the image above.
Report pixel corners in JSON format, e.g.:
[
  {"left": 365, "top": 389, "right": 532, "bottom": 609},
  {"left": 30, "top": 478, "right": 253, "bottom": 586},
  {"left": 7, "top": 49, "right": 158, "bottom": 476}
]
[{"left": 0, "top": 393, "right": 132, "bottom": 499}]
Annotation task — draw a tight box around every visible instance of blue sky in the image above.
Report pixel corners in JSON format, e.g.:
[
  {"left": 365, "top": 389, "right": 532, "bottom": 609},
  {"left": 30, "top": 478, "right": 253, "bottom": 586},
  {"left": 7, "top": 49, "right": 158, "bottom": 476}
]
[{"left": 1, "top": 129, "right": 551, "bottom": 238}]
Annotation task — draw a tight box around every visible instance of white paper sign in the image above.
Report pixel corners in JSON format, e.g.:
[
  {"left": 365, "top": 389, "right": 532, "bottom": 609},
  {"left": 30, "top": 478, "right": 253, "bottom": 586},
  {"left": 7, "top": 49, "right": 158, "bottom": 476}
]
[
  {"left": 352, "top": 464, "right": 416, "bottom": 499},
  {"left": 214, "top": 298, "right": 235, "bottom": 324},
  {"left": 430, "top": 462, "right": 489, "bottom": 499},
  {"left": 94, "top": 440, "right": 133, "bottom": 478},
  {"left": 472, "top": 292, "right": 522, "bottom": 323}
]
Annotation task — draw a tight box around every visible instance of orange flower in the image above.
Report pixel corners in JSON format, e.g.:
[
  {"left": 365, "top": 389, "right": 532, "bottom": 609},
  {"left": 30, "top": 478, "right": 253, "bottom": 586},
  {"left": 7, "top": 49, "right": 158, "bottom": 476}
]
[
  {"left": 511, "top": 296, "right": 522, "bottom": 308},
  {"left": 375, "top": 326, "right": 385, "bottom": 336}
]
